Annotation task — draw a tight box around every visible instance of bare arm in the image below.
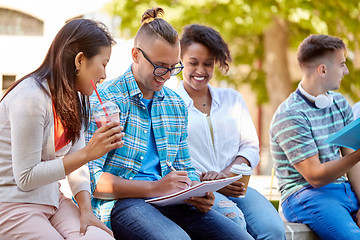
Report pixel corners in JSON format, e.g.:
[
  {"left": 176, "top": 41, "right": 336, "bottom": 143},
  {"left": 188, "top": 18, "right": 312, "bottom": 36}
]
[
  {"left": 93, "top": 171, "right": 191, "bottom": 200},
  {"left": 74, "top": 190, "right": 113, "bottom": 237},
  {"left": 200, "top": 157, "right": 248, "bottom": 182},
  {"left": 293, "top": 149, "right": 360, "bottom": 188},
  {"left": 221, "top": 156, "right": 251, "bottom": 176}
]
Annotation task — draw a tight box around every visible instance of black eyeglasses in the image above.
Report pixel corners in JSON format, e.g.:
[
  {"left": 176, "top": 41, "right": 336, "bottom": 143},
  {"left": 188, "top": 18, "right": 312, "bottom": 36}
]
[{"left": 136, "top": 47, "right": 184, "bottom": 76}]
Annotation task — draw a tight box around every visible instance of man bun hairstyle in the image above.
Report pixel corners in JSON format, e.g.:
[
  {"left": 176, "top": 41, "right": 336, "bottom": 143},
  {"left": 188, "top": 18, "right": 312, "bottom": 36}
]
[
  {"left": 297, "top": 34, "right": 347, "bottom": 68},
  {"left": 180, "top": 24, "right": 231, "bottom": 73},
  {"left": 135, "top": 7, "right": 178, "bottom": 46}
]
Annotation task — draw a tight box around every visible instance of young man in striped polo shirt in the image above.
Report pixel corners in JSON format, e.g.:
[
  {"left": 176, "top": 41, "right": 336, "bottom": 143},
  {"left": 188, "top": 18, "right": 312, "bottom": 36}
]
[{"left": 270, "top": 34, "right": 360, "bottom": 239}]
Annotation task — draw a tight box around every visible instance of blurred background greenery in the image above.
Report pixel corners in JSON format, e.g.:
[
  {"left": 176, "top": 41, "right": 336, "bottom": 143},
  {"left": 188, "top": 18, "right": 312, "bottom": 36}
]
[
  {"left": 103, "top": 0, "right": 360, "bottom": 174},
  {"left": 106, "top": 0, "right": 360, "bottom": 105}
]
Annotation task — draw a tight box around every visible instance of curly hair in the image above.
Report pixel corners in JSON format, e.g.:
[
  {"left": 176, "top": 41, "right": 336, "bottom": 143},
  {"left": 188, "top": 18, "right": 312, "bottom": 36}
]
[{"left": 180, "top": 24, "right": 231, "bottom": 73}]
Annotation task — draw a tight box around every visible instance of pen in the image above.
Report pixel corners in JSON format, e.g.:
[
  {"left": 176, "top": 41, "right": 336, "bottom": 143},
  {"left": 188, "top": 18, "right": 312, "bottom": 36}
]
[
  {"left": 166, "top": 160, "right": 177, "bottom": 172},
  {"left": 166, "top": 160, "right": 191, "bottom": 188}
]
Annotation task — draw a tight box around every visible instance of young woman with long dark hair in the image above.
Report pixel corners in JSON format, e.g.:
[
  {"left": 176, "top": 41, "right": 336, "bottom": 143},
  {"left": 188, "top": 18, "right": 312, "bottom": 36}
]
[{"left": 0, "top": 19, "right": 124, "bottom": 239}]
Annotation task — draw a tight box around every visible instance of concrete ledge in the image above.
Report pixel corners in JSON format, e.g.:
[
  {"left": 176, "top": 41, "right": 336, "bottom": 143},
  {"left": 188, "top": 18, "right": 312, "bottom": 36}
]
[
  {"left": 280, "top": 212, "right": 320, "bottom": 240},
  {"left": 284, "top": 221, "right": 320, "bottom": 240}
]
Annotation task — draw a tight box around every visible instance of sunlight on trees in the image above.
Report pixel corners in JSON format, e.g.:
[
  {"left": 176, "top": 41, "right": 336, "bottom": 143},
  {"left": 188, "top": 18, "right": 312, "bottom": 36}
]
[{"left": 105, "top": 0, "right": 360, "bottom": 150}]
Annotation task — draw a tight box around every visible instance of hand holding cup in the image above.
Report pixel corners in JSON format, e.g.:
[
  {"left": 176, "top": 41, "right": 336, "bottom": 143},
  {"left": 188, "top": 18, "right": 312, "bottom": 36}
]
[
  {"left": 93, "top": 101, "right": 121, "bottom": 128},
  {"left": 85, "top": 101, "right": 124, "bottom": 160},
  {"left": 228, "top": 163, "right": 252, "bottom": 198}
]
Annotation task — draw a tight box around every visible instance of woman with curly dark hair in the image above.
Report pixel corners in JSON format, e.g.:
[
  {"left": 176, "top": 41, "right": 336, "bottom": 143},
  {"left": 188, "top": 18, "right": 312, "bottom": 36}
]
[{"left": 176, "top": 24, "right": 286, "bottom": 240}]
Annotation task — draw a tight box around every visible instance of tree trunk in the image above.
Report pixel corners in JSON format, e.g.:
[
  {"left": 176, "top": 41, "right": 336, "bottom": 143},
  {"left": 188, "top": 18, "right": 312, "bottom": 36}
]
[{"left": 261, "top": 16, "right": 292, "bottom": 174}]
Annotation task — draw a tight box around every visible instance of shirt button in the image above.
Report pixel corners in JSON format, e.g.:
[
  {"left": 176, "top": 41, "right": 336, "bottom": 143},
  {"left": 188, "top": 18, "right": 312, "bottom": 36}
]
[
  {"left": 144, "top": 130, "right": 148, "bottom": 134},
  {"left": 140, "top": 156, "right": 144, "bottom": 160},
  {"left": 129, "top": 177, "right": 133, "bottom": 180},
  {"left": 142, "top": 106, "right": 146, "bottom": 110}
]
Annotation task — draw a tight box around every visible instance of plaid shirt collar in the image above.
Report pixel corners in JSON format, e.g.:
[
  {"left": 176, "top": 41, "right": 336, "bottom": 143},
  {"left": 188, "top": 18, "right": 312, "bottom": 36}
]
[{"left": 124, "top": 65, "right": 165, "bottom": 101}]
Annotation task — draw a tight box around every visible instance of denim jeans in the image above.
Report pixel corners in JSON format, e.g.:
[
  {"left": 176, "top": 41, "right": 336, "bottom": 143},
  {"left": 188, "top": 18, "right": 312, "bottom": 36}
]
[
  {"left": 213, "top": 191, "right": 247, "bottom": 230},
  {"left": 228, "top": 187, "right": 286, "bottom": 240},
  {"left": 282, "top": 182, "right": 360, "bottom": 240},
  {"left": 110, "top": 198, "right": 254, "bottom": 240}
]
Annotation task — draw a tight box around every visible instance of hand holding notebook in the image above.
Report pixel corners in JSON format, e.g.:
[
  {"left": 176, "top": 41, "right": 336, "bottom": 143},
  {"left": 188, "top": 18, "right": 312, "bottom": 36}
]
[{"left": 145, "top": 175, "right": 242, "bottom": 206}]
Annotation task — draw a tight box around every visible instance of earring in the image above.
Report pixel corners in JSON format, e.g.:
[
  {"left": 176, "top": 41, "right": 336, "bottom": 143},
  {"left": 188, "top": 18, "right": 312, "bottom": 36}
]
[{"left": 75, "top": 68, "right": 80, "bottom": 76}]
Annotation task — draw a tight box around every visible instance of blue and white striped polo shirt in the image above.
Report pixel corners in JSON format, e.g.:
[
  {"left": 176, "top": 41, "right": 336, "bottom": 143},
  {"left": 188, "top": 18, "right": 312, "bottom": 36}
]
[{"left": 269, "top": 89, "right": 353, "bottom": 202}]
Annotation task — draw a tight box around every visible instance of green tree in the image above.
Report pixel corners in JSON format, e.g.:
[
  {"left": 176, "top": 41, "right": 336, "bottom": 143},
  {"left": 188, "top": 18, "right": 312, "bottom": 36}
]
[{"left": 106, "top": 0, "right": 360, "bottom": 149}]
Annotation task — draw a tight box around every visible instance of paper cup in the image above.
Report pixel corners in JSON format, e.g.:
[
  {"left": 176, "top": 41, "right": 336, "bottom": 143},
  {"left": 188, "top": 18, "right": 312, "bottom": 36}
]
[
  {"left": 93, "top": 101, "right": 120, "bottom": 128},
  {"left": 229, "top": 163, "right": 252, "bottom": 198}
]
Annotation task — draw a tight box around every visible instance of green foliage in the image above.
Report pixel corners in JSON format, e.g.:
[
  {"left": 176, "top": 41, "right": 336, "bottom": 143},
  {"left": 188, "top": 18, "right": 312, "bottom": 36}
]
[{"left": 106, "top": 0, "right": 360, "bottom": 104}]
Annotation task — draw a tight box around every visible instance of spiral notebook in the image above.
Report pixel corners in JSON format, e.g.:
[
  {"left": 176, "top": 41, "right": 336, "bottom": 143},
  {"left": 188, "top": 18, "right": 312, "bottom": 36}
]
[{"left": 145, "top": 175, "right": 242, "bottom": 206}]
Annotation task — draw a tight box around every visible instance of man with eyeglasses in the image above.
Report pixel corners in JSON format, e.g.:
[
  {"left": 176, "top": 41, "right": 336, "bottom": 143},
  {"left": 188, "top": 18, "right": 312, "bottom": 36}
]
[{"left": 85, "top": 7, "right": 251, "bottom": 240}]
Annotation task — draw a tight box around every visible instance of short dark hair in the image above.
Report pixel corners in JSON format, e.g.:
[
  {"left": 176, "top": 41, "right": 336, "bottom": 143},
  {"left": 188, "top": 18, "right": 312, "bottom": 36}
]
[
  {"left": 180, "top": 24, "right": 231, "bottom": 73},
  {"left": 134, "top": 7, "right": 178, "bottom": 46},
  {"left": 297, "top": 34, "right": 346, "bottom": 68}
]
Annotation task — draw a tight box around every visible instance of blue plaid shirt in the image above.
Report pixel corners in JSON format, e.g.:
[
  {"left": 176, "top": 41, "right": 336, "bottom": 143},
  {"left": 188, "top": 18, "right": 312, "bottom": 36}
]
[{"left": 85, "top": 66, "right": 199, "bottom": 228}]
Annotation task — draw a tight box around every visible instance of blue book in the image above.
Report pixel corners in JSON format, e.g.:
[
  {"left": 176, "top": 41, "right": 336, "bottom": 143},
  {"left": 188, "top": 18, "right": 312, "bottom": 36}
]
[{"left": 324, "top": 117, "right": 360, "bottom": 150}]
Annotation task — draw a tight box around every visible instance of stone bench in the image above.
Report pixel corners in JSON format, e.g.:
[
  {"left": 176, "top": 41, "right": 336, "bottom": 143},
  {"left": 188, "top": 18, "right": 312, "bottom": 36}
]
[
  {"left": 284, "top": 220, "right": 320, "bottom": 240},
  {"left": 279, "top": 213, "right": 320, "bottom": 240}
]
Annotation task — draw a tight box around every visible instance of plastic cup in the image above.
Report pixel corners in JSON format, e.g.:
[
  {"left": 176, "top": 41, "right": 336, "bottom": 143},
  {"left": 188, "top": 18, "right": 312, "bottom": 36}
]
[
  {"left": 229, "top": 163, "right": 252, "bottom": 198},
  {"left": 93, "top": 101, "right": 120, "bottom": 128},
  {"left": 270, "top": 199, "right": 280, "bottom": 212}
]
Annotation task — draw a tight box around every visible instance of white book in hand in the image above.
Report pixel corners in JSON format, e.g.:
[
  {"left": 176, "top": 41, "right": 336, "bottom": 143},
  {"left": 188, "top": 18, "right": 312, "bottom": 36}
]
[
  {"left": 145, "top": 175, "right": 242, "bottom": 206},
  {"left": 324, "top": 117, "right": 360, "bottom": 150}
]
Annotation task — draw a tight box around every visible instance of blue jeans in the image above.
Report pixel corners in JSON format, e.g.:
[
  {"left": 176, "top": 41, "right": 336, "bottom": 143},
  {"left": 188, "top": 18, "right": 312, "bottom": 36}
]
[
  {"left": 282, "top": 182, "right": 360, "bottom": 240},
  {"left": 110, "top": 198, "right": 254, "bottom": 240},
  {"left": 213, "top": 187, "right": 286, "bottom": 240},
  {"left": 213, "top": 191, "right": 247, "bottom": 230}
]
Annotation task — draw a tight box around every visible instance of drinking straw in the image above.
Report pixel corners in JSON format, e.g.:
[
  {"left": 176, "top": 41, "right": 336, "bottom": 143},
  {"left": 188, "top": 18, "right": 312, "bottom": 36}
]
[
  {"left": 90, "top": 79, "right": 108, "bottom": 117},
  {"left": 269, "top": 167, "right": 275, "bottom": 201}
]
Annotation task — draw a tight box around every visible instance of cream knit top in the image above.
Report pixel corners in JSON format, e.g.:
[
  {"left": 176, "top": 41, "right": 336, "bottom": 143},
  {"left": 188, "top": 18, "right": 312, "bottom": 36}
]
[{"left": 0, "top": 77, "right": 90, "bottom": 207}]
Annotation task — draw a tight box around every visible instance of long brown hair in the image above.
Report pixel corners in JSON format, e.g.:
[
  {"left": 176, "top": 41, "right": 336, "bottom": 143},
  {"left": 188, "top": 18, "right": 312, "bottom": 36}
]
[{"left": 1, "top": 19, "right": 115, "bottom": 143}]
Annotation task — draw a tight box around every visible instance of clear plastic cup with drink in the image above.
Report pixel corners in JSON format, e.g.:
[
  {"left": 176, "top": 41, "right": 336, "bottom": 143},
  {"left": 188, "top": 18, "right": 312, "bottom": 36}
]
[{"left": 93, "top": 101, "right": 120, "bottom": 128}]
